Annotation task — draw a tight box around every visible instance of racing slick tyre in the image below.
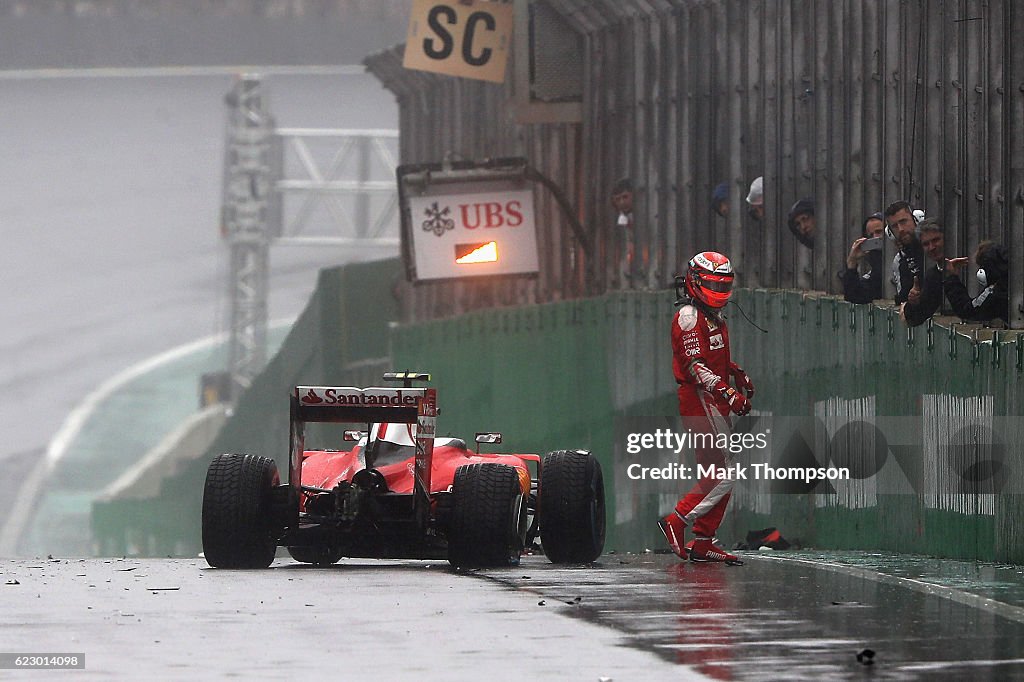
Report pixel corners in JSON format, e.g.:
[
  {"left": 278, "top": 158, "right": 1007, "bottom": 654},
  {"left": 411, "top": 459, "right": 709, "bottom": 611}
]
[
  {"left": 202, "top": 453, "right": 280, "bottom": 569},
  {"left": 287, "top": 546, "right": 343, "bottom": 566},
  {"left": 448, "top": 463, "right": 526, "bottom": 568},
  {"left": 539, "top": 450, "right": 606, "bottom": 563}
]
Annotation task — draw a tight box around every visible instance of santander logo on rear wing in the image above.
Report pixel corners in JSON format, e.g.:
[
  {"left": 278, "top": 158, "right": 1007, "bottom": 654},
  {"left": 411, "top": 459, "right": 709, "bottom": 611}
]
[
  {"left": 297, "top": 386, "right": 425, "bottom": 407},
  {"left": 288, "top": 383, "right": 438, "bottom": 512}
]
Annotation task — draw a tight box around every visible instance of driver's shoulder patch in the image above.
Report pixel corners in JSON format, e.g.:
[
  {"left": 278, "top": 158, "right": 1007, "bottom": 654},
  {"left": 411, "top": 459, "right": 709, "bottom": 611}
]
[{"left": 677, "top": 305, "right": 698, "bottom": 332}]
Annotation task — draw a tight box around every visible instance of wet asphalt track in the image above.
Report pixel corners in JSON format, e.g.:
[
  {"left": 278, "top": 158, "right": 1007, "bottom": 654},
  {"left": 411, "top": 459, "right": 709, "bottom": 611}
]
[
  {"left": 4, "top": 552, "right": 1024, "bottom": 681},
  {"left": 0, "top": 556, "right": 692, "bottom": 681},
  {"left": 487, "top": 553, "right": 1024, "bottom": 680}
]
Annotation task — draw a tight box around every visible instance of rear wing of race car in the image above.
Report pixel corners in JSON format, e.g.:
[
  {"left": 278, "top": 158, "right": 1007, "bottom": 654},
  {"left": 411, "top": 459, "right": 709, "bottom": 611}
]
[{"left": 288, "top": 383, "right": 437, "bottom": 529}]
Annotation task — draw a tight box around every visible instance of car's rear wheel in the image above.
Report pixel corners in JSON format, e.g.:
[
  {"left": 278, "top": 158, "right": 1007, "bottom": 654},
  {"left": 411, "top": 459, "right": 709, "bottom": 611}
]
[
  {"left": 539, "top": 450, "right": 606, "bottom": 563},
  {"left": 447, "top": 463, "right": 525, "bottom": 568},
  {"left": 202, "top": 453, "right": 280, "bottom": 569},
  {"left": 287, "top": 546, "right": 343, "bottom": 566}
]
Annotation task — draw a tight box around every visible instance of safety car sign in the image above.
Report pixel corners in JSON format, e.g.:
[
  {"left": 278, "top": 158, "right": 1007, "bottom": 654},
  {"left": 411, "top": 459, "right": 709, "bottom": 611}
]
[{"left": 403, "top": 0, "right": 513, "bottom": 83}]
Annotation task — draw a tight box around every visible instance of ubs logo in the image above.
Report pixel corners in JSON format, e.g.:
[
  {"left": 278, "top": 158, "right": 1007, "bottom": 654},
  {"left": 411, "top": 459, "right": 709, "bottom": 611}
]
[{"left": 422, "top": 202, "right": 455, "bottom": 236}]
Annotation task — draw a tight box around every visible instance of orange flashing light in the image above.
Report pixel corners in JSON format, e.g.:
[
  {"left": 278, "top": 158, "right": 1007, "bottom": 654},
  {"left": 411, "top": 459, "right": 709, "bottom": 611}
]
[{"left": 455, "top": 241, "right": 498, "bottom": 264}]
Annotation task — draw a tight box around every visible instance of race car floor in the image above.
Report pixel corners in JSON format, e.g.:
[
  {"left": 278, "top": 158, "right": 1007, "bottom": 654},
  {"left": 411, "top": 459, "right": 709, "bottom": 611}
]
[{"left": 479, "top": 550, "right": 1024, "bottom": 680}]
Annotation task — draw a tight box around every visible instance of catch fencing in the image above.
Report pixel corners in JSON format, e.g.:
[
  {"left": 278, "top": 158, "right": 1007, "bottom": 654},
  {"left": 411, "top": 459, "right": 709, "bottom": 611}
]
[{"left": 366, "top": 0, "right": 1024, "bottom": 326}]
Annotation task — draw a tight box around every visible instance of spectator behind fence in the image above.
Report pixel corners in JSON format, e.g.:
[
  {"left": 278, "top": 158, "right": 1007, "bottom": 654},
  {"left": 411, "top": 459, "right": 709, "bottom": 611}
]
[
  {"left": 839, "top": 212, "right": 885, "bottom": 303},
  {"left": 943, "top": 240, "right": 1010, "bottom": 325},
  {"left": 746, "top": 176, "right": 763, "bottom": 222},
  {"left": 787, "top": 197, "right": 816, "bottom": 249},
  {"left": 711, "top": 182, "right": 729, "bottom": 218},
  {"left": 611, "top": 177, "right": 648, "bottom": 288},
  {"left": 884, "top": 200, "right": 925, "bottom": 306},
  {"left": 900, "top": 218, "right": 947, "bottom": 327}
]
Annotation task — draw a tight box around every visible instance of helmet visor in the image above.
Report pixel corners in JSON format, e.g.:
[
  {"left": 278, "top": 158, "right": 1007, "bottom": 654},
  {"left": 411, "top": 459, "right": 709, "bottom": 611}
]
[{"left": 699, "top": 275, "right": 734, "bottom": 293}]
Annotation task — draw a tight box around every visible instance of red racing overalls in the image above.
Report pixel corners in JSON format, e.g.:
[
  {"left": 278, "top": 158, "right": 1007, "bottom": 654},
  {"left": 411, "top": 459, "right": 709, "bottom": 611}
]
[{"left": 670, "top": 302, "right": 736, "bottom": 538}]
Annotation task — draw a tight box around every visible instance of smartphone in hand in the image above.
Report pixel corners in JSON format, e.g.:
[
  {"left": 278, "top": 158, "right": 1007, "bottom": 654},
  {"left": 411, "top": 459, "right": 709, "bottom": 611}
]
[{"left": 860, "top": 236, "right": 883, "bottom": 252}]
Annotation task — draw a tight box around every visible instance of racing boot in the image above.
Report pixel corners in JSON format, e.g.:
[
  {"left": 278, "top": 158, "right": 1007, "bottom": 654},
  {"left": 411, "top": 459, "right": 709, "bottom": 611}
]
[
  {"left": 657, "top": 511, "right": 688, "bottom": 559},
  {"left": 683, "top": 536, "right": 721, "bottom": 556},
  {"left": 689, "top": 536, "right": 744, "bottom": 565}
]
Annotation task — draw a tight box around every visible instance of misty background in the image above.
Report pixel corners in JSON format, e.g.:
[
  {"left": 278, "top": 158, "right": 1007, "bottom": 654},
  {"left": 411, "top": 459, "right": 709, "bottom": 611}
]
[{"left": 0, "top": 0, "right": 408, "bottom": 543}]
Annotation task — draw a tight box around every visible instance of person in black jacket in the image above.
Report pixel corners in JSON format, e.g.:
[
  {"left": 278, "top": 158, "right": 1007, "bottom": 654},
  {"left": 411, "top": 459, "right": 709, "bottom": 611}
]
[
  {"left": 883, "top": 202, "right": 948, "bottom": 327},
  {"left": 900, "top": 219, "right": 947, "bottom": 327},
  {"left": 884, "top": 200, "right": 924, "bottom": 305},
  {"left": 943, "top": 241, "right": 1010, "bottom": 324},
  {"left": 840, "top": 212, "right": 886, "bottom": 303}
]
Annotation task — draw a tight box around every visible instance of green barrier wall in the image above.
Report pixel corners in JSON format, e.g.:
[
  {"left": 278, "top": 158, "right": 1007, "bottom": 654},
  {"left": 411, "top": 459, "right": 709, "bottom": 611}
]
[
  {"left": 390, "top": 290, "right": 1024, "bottom": 562},
  {"left": 725, "top": 290, "right": 1024, "bottom": 563},
  {"left": 122, "top": 261, "right": 1024, "bottom": 562}
]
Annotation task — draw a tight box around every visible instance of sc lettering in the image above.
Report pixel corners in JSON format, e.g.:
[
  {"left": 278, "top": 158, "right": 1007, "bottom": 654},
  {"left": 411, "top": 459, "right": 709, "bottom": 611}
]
[{"left": 423, "top": 5, "right": 497, "bottom": 67}]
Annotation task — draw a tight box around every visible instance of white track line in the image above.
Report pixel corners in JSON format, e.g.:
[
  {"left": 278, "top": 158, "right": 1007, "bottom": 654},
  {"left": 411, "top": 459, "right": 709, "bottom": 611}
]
[{"left": 748, "top": 553, "right": 1024, "bottom": 625}]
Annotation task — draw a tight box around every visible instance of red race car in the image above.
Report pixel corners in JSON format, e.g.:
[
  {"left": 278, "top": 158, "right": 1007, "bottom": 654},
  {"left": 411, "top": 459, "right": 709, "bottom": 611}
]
[{"left": 201, "top": 372, "right": 605, "bottom": 568}]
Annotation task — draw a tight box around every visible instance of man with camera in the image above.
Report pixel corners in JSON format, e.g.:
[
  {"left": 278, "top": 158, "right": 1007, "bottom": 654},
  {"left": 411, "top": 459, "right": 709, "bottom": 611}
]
[{"left": 839, "top": 212, "right": 886, "bottom": 303}]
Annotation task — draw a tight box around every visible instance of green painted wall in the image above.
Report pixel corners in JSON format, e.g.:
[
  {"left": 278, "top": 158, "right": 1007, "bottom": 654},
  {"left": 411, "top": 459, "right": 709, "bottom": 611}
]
[
  {"left": 391, "top": 289, "right": 1024, "bottom": 562},
  {"left": 724, "top": 290, "right": 1024, "bottom": 562}
]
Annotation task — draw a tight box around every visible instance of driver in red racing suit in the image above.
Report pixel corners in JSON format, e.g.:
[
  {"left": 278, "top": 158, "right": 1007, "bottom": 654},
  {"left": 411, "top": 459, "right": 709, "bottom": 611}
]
[{"left": 658, "top": 251, "right": 754, "bottom": 565}]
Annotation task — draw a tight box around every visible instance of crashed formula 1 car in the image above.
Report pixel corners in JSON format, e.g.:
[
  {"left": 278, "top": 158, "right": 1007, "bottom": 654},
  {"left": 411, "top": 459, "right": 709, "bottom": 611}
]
[{"left": 201, "top": 373, "right": 605, "bottom": 569}]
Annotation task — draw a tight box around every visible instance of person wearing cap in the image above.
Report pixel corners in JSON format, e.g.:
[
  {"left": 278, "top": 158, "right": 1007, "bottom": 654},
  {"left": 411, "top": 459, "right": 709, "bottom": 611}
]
[
  {"left": 839, "top": 212, "right": 886, "bottom": 303},
  {"left": 745, "top": 176, "right": 763, "bottom": 221},
  {"left": 943, "top": 241, "right": 1010, "bottom": 324},
  {"left": 711, "top": 182, "right": 730, "bottom": 218},
  {"left": 787, "top": 197, "right": 816, "bottom": 248}
]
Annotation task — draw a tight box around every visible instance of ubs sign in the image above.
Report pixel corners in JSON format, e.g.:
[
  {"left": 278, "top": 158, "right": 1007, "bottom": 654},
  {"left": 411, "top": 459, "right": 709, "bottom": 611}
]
[{"left": 406, "top": 188, "right": 539, "bottom": 281}]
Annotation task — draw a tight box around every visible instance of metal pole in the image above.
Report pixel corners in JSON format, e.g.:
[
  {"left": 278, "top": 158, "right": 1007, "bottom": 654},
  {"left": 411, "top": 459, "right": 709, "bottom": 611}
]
[
  {"left": 355, "top": 135, "right": 372, "bottom": 238},
  {"left": 222, "top": 75, "right": 273, "bottom": 400}
]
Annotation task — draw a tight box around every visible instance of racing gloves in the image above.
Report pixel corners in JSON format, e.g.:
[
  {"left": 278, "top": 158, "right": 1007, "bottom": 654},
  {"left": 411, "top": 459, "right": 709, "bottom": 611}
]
[
  {"left": 729, "top": 362, "right": 755, "bottom": 399},
  {"left": 713, "top": 381, "right": 751, "bottom": 416},
  {"left": 689, "top": 359, "right": 753, "bottom": 416}
]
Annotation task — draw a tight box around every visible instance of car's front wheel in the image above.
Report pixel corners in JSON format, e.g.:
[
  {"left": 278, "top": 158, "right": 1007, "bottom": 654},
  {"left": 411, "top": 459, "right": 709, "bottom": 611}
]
[
  {"left": 539, "top": 450, "right": 606, "bottom": 563},
  {"left": 202, "top": 453, "right": 279, "bottom": 568},
  {"left": 447, "top": 463, "right": 525, "bottom": 568}
]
